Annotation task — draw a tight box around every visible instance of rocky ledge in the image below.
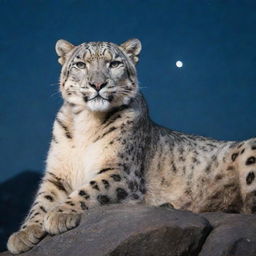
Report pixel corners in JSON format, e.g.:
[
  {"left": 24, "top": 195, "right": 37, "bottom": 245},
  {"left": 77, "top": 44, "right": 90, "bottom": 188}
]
[{"left": 1, "top": 205, "right": 256, "bottom": 256}]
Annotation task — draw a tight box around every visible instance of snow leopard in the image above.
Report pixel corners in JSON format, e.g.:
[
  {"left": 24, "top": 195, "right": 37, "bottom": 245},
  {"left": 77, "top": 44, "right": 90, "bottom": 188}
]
[{"left": 7, "top": 38, "right": 256, "bottom": 254}]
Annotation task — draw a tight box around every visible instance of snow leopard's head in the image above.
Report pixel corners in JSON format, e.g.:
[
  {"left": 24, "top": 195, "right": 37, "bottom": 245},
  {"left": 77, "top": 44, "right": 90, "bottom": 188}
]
[{"left": 56, "top": 39, "right": 141, "bottom": 112}]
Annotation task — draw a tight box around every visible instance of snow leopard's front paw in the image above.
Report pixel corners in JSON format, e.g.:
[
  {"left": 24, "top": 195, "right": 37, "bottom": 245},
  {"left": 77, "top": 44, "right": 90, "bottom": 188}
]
[
  {"left": 7, "top": 224, "right": 46, "bottom": 254},
  {"left": 43, "top": 205, "right": 81, "bottom": 235}
]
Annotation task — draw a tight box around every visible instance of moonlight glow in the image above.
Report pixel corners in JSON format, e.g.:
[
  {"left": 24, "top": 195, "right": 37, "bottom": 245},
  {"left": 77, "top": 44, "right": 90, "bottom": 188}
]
[{"left": 176, "top": 60, "right": 183, "bottom": 68}]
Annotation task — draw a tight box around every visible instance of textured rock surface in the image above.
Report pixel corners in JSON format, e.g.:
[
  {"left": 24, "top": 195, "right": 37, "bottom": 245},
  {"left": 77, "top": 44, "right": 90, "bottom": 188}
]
[
  {"left": 1, "top": 205, "right": 256, "bottom": 256},
  {"left": 199, "top": 212, "right": 256, "bottom": 256},
  {"left": 1, "top": 205, "right": 211, "bottom": 256}
]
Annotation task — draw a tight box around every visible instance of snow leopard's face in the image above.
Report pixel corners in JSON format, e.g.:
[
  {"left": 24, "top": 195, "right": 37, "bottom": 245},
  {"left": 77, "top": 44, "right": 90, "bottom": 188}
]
[{"left": 56, "top": 39, "right": 141, "bottom": 112}]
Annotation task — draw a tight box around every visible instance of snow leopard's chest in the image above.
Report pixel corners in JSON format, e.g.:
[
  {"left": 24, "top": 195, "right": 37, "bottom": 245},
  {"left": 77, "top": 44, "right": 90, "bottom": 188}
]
[{"left": 53, "top": 118, "right": 122, "bottom": 189}]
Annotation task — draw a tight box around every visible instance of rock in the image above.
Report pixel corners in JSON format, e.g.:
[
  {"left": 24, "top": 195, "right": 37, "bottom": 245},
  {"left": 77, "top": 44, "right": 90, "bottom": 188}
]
[
  {"left": 0, "top": 252, "right": 10, "bottom": 256},
  {"left": 2, "top": 204, "right": 256, "bottom": 256},
  {"left": 1, "top": 205, "right": 211, "bottom": 256},
  {"left": 199, "top": 212, "right": 256, "bottom": 256}
]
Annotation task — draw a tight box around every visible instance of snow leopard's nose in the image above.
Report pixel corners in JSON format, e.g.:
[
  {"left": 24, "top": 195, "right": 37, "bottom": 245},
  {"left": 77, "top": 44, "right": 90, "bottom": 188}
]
[{"left": 89, "top": 81, "right": 108, "bottom": 91}]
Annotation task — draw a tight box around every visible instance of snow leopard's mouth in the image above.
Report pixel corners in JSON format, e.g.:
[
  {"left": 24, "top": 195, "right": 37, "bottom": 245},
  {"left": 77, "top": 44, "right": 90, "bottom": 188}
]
[{"left": 85, "top": 93, "right": 113, "bottom": 103}]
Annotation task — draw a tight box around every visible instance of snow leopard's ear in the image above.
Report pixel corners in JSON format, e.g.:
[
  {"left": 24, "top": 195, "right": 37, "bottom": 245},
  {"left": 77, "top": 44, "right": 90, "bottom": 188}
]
[
  {"left": 55, "top": 39, "right": 74, "bottom": 65},
  {"left": 120, "top": 38, "right": 142, "bottom": 64}
]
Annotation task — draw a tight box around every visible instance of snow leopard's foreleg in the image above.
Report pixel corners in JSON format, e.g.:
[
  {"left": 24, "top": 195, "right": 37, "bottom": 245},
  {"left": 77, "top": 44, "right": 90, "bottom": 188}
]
[
  {"left": 43, "top": 167, "right": 144, "bottom": 235},
  {"left": 7, "top": 171, "right": 70, "bottom": 254}
]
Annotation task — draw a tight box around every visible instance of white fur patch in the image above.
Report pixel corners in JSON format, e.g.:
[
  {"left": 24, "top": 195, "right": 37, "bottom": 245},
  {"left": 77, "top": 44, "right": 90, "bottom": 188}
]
[{"left": 87, "top": 97, "right": 111, "bottom": 112}]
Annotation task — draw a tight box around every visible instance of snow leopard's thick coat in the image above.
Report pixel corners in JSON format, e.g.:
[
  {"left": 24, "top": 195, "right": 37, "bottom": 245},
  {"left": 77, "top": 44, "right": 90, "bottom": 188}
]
[{"left": 7, "top": 39, "right": 256, "bottom": 254}]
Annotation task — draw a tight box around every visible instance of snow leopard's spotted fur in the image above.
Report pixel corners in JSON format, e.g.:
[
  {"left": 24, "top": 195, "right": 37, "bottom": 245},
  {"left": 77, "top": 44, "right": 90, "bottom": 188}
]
[{"left": 7, "top": 39, "right": 256, "bottom": 254}]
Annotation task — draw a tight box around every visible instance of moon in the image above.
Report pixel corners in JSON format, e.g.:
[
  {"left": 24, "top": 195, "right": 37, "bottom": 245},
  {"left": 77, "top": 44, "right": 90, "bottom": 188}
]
[{"left": 176, "top": 60, "right": 183, "bottom": 68}]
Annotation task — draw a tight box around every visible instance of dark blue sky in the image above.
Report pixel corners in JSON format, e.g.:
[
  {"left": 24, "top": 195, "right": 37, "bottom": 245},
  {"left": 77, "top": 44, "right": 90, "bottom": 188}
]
[{"left": 1, "top": 0, "right": 256, "bottom": 182}]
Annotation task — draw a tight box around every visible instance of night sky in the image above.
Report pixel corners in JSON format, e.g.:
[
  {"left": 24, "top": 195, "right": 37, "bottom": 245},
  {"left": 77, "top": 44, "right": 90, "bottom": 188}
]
[{"left": 1, "top": 0, "right": 256, "bottom": 182}]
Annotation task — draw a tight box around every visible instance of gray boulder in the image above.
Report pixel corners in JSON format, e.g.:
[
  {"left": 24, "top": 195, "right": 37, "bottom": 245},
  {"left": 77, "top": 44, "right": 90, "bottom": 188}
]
[
  {"left": 199, "top": 212, "right": 256, "bottom": 256},
  {"left": 2, "top": 205, "right": 256, "bottom": 256},
  {"left": 1, "top": 205, "right": 211, "bottom": 256}
]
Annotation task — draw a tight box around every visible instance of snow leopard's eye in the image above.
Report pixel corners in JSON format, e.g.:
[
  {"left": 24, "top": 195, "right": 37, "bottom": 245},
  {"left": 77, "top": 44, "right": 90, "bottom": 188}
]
[
  {"left": 75, "top": 62, "right": 86, "bottom": 69},
  {"left": 109, "top": 61, "right": 122, "bottom": 68}
]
